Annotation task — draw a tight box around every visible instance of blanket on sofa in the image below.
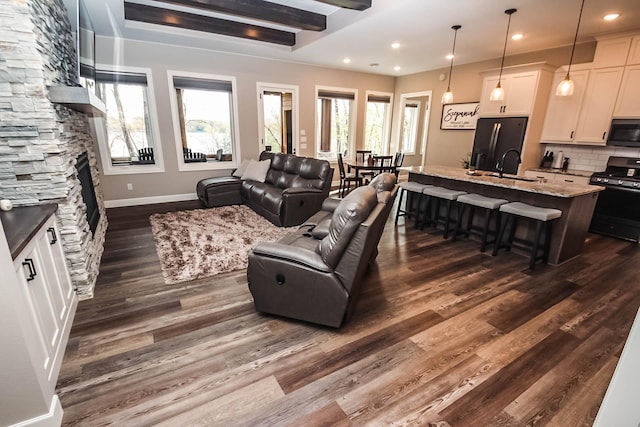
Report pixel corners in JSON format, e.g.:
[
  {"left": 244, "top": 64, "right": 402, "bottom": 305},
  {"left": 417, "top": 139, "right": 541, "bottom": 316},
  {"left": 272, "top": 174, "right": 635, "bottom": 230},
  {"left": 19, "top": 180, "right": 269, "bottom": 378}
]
[{"left": 150, "top": 205, "right": 293, "bottom": 284}]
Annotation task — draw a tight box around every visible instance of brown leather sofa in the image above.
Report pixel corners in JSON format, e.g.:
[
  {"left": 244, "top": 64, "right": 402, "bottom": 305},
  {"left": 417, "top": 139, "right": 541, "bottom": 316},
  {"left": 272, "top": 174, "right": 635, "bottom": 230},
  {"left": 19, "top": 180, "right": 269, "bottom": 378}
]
[
  {"left": 246, "top": 173, "right": 398, "bottom": 328},
  {"left": 196, "top": 151, "right": 333, "bottom": 227}
]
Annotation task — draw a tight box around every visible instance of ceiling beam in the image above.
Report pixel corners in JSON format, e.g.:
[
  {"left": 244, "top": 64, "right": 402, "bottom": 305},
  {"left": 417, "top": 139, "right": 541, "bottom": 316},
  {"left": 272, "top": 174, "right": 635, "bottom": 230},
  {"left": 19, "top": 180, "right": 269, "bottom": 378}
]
[
  {"left": 124, "top": 2, "right": 295, "bottom": 46},
  {"left": 151, "top": 0, "right": 326, "bottom": 31},
  {"left": 313, "top": 0, "right": 371, "bottom": 11}
]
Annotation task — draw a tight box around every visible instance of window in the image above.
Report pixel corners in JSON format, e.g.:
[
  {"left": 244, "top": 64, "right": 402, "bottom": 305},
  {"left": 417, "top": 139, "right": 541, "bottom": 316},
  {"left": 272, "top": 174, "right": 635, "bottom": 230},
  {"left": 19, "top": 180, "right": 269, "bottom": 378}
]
[
  {"left": 401, "top": 101, "right": 420, "bottom": 154},
  {"left": 316, "top": 87, "right": 357, "bottom": 159},
  {"left": 168, "top": 71, "right": 241, "bottom": 171},
  {"left": 364, "top": 92, "right": 392, "bottom": 154},
  {"left": 93, "top": 67, "right": 163, "bottom": 175}
]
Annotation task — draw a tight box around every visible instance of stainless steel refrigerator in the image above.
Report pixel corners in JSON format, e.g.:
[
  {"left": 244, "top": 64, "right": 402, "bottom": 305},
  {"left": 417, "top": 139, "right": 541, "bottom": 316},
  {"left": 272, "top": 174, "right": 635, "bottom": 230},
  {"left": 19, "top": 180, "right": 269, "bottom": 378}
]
[{"left": 470, "top": 117, "right": 528, "bottom": 174}]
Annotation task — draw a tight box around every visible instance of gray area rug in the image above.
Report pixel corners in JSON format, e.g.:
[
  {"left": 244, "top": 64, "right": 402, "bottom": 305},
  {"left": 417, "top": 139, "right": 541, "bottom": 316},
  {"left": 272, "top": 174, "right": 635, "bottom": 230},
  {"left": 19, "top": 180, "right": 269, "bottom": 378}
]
[{"left": 150, "top": 205, "right": 293, "bottom": 285}]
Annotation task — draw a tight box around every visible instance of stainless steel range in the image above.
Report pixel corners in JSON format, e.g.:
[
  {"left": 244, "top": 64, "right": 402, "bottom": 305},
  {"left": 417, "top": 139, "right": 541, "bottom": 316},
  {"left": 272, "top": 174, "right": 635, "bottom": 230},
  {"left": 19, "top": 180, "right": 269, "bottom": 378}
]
[{"left": 589, "top": 156, "right": 640, "bottom": 243}]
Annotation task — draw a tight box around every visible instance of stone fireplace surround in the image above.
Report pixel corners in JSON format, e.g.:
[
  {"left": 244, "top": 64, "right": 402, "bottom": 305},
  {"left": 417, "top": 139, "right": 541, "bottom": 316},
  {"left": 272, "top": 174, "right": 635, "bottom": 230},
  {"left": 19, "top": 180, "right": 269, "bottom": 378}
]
[{"left": 0, "top": 0, "right": 106, "bottom": 299}]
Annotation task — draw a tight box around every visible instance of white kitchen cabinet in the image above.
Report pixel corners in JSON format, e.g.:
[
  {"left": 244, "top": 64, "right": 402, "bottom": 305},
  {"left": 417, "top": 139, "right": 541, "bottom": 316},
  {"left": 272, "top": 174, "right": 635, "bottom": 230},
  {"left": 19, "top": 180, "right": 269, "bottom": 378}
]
[
  {"left": 524, "top": 170, "right": 590, "bottom": 185},
  {"left": 573, "top": 67, "right": 624, "bottom": 145},
  {"left": 14, "top": 215, "right": 75, "bottom": 391},
  {"left": 479, "top": 70, "right": 539, "bottom": 116},
  {"left": 627, "top": 36, "right": 640, "bottom": 65},
  {"left": 540, "top": 68, "right": 590, "bottom": 143},
  {"left": 613, "top": 65, "right": 640, "bottom": 117},
  {"left": 1, "top": 207, "right": 77, "bottom": 427}
]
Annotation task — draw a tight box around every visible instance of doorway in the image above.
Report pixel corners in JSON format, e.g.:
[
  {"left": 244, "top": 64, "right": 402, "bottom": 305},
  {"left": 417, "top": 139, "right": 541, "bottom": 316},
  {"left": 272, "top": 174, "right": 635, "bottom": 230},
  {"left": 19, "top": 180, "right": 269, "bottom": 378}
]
[
  {"left": 257, "top": 83, "right": 299, "bottom": 155},
  {"left": 395, "top": 90, "right": 432, "bottom": 167}
]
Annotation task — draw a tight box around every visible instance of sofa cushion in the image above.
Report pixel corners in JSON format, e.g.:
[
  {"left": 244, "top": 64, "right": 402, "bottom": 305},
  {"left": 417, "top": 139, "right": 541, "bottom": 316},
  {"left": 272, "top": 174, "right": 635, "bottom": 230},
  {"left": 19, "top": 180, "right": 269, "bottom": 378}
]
[
  {"left": 318, "top": 186, "right": 378, "bottom": 268},
  {"left": 232, "top": 159, "right": 250, "bottom": 177},
  {"left": 242, "top": 159, "right": 271, "bottom": 182},
  {"left": 262, "top": 185, "right": 284, "bottom": 214}
]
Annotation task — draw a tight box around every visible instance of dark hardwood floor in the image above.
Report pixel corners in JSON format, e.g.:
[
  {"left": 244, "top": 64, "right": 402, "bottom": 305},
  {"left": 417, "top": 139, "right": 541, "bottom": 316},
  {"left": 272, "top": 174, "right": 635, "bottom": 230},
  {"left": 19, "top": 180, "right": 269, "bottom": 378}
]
[{"left": 57, "top": 200, "right": 640, "bottom": 426}]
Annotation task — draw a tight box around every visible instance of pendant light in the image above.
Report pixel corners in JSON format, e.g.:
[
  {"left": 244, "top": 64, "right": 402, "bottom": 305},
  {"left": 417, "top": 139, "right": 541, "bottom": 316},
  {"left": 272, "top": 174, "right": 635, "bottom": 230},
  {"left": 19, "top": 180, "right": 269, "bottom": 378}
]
[
  {"left": 556, "top": 0, "right": 586, "bottom": 96},
  {"left": 490, "top": 8, "right": 517, "bottom": 102},
  {"left": 441, "top": 25, "right": 462, "bottom": 104}
]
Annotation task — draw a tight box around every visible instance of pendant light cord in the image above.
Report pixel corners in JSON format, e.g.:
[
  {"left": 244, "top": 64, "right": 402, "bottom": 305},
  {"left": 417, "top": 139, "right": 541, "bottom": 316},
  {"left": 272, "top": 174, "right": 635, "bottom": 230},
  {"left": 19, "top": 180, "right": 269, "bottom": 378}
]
[
  {"left": 446, "top": 25, "right": 461, "bottom": 90},
  {"left": 567, "top": 0, "right": 586, "bottom": 75},
  {"left": 498, "top": 9, "right": 517, "bottom": 82}
]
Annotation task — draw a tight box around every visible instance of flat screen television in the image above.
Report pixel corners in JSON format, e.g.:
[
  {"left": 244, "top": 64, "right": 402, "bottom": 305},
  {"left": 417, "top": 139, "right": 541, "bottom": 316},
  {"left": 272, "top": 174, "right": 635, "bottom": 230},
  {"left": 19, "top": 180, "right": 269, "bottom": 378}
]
[{"left": 62, "top": 0, "right": 96, "bottom": 93}]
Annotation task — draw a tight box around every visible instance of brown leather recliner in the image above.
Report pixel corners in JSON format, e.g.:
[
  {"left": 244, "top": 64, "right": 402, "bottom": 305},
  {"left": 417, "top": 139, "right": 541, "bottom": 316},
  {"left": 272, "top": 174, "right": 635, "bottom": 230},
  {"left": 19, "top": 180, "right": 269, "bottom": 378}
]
[{"left": 247, "top": 173, "right": 398, "bottom": 328}]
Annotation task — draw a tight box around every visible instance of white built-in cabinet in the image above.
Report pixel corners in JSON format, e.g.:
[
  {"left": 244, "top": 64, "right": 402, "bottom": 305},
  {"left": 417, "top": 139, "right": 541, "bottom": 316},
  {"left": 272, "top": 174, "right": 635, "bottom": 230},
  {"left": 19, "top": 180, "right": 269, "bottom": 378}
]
[
  {"left": 614, "top": 65, "right": 640, "bottom": 117},
  {"left": 573, "top": 67, "right": 624, "bottom": 144},
  {"left": 479, "top": 71, "right": 540, "bottom": 116},
  {"left": 1, "top": 207, "right": 77, "bottom": 427},
  {"left": 541, "top": 34, "right": 640, "bottom": 146},
  {"left": 13, "top": 214, "right": 76, "bottom": 392},
  {"left": 540, "top": 67, "right": 590, "bottom": 142}
]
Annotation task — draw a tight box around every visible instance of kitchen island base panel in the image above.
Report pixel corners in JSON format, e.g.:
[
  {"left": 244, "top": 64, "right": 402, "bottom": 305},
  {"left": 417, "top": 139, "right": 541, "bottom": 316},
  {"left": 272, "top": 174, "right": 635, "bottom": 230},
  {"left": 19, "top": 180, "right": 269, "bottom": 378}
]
[{"left": 409, "top": 172, "right": 600, "bottom": 265}]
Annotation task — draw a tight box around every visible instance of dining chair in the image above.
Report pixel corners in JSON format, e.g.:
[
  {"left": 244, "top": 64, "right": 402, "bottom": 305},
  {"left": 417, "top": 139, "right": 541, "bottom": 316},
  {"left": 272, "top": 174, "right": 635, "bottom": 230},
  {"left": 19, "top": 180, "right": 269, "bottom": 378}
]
[
  {"left": 337, "top": 153, "right": 362, "bottom": 197},
  {"left": 393, "top": 152, "right": 405, "bottom": 177},
  {"left": 355, "top": 150, "right": 372, "bottom": 165}
]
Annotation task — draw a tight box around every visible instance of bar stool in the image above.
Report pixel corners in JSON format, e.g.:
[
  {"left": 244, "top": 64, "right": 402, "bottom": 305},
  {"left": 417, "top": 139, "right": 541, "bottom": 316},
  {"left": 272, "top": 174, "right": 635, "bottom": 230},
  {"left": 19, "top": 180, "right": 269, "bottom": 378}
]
[
  {"left": 452, "top": 193, "right": 509, "bottom": 252},
  {"left": 419, "top": 186, "right": 466, "bottom": 239},
  {"left": 395, "top": 181, "right": 432, "bottom": 226},
  {"left": 492, "top": 202, "right": 562, "bottom": 270}
]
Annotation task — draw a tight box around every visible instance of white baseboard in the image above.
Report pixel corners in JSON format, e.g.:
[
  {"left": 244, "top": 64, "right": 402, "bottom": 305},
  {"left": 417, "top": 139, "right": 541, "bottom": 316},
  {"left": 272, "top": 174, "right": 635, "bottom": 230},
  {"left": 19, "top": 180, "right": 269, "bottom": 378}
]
[
  {"left": 10, "top": 395, "right": 63, "bottom": 427},
  {"left": 104, "top": 193, "right": 198, "bottom": 208}
]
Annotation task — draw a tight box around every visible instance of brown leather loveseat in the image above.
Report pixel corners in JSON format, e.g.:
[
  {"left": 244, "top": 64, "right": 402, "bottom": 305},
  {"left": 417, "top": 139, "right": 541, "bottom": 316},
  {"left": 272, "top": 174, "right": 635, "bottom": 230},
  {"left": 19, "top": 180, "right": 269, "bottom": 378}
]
[
  {"left": 246, "top": 173, "right": 398, "bottom": 328},
  {"left": 196, "top": 151, "right": 333, "bottom": 227}
]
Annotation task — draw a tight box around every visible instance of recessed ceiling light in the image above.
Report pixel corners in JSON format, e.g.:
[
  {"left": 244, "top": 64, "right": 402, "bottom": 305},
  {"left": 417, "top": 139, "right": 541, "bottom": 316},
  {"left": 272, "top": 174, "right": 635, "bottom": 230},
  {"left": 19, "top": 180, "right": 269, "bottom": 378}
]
[
  {"left": 512, "top": 33, "right": 523, "bottom": 40},
  {"left": 391, "top": 42, "right": 401, "bottom": 49},
  {"left": 603, "top": 13, "right": 619, "bottom": 21},
  {"left": 446, "top": 54, "right": 454, "bottom": 60},
  {"left": 343, "top": 57, "right": 351, "bottom": 64},
  {"left": 394, "top": 66, "right": 401, "bottom": 71}
]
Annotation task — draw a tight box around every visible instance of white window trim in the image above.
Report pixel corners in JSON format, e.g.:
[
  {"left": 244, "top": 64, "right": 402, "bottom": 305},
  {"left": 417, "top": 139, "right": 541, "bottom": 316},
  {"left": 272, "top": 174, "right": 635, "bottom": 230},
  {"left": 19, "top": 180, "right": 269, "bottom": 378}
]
[
  {"left": 364, "top": 90, "right": 394, "bottom": 155},
  {"left": 315, "top": 85, "right": 358, "bottom": 161},
  {"left": 256, "top": 82, "right": 299, "bottom": 155},
  {"left": 167, "top": 70, "right": 242, "bottom": 172},
  {"left": 90, "top": 64, "right": 165, "bottom": 175}
]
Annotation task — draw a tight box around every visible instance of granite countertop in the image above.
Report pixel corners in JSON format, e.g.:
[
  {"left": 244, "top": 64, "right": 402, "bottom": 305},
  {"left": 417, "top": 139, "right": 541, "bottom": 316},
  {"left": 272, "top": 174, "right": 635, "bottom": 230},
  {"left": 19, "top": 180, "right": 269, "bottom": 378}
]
[
  {"left": 402, "top": 165, "right": 604, "bottom": 198},
  {"left": 0, "top": 204, "right": 57, "bottom": 260},
  {"left": 526, "top": 167, "right": 594, "bottom": 178}
]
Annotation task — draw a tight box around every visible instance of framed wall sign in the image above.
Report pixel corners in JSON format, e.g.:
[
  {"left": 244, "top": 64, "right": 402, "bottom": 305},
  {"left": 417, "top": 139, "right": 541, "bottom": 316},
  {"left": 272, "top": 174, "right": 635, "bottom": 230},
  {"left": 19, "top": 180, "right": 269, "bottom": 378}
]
[{"left": 440, "top": 102, "right": 480, "bottom": 130}]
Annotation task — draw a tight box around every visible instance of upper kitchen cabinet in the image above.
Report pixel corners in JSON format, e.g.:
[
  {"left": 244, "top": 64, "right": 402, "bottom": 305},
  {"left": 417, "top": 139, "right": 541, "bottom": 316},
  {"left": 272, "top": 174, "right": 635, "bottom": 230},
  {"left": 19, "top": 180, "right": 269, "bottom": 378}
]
[
  {"left": 614, "top": 65, "right": 640, "bottom": 117},
  {"left": 480, "top": 70, "right": 538, "bottom": 116},
  {"left": 592, "top": 37, "right": 633, "bottom": 68},
  {"left": 540, "top": 66, "right": 590, "bottom": 143},
  {"left": 626, "top": 36, "right": 640, "bottom": 65},
  {"left": 574, "top": 67, "right": 624, "bottom": 145}
]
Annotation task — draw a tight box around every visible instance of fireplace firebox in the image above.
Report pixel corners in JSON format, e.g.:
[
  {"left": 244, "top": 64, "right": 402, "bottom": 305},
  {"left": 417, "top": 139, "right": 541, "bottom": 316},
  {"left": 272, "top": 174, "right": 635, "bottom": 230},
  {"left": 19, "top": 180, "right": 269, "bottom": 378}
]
[{"left": 76, "top": 152, "right": 100, "bottom": 236}]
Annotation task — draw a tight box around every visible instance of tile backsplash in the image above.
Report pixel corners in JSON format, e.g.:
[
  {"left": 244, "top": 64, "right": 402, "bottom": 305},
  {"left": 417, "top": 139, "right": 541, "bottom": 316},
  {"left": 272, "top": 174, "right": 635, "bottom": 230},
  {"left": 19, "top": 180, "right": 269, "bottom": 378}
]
[{"left": 543, "top": 144, "right": 640, "bottom": 172}]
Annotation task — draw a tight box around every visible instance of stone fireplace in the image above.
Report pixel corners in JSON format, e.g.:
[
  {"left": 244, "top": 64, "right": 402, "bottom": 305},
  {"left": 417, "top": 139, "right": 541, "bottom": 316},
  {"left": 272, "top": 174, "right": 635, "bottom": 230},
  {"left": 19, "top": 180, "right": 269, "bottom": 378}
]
[{"left": 0, "top": 0, "right": 107, "bottom": 299}]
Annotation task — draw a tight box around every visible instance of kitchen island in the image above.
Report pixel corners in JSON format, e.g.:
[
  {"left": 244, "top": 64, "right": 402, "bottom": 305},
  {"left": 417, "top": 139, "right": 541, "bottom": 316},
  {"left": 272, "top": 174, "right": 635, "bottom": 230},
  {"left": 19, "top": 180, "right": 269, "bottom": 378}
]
[{"left": 403, "top": 165, "right": 604, "bottom": 265}]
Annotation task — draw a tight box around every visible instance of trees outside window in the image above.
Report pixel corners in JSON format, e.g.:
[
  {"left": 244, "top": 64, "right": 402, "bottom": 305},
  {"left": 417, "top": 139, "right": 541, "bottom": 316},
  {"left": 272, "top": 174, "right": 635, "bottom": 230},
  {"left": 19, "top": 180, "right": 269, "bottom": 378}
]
[
  {"left": 401, "top": 102, "right": 420, "bottom": 154},
  {"left": 97, "top": 71, "right": 154, "bottom": 164},
  {"left": 364, "top": 93, "right": 392, "bottom": 155},
  {"left": 316, "top": 88, "right": 356, "bottom": 159}
]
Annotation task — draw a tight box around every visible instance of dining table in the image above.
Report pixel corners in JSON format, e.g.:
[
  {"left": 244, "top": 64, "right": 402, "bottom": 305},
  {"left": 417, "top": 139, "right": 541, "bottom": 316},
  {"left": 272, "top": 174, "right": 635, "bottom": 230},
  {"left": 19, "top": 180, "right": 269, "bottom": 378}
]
[{"left": 345, "top": 158, "right": 396, "bottom": 185}]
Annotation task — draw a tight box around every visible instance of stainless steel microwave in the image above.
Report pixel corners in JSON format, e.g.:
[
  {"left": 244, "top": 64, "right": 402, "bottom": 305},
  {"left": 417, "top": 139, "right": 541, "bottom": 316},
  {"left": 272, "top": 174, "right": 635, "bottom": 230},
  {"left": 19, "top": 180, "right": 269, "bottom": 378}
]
[{"left": 607, "top": 119, "right": 640, "bottom": 147}]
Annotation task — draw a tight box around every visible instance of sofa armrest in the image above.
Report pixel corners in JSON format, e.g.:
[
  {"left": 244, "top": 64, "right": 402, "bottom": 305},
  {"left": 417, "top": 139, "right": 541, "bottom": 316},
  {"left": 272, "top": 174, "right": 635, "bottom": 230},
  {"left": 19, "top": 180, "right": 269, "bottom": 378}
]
[
  {"left": 321, "top": 197, "right": 341, "bottom": 213},
  {"left": 251, "top": 242, "right": 331, "bottom": 273}
]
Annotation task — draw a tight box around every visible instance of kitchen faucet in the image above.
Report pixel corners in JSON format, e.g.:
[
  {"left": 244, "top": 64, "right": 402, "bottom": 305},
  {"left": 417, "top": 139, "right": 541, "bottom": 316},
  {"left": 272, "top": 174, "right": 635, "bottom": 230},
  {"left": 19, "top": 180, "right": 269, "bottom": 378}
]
[{"left": 496, "top": 149, "right": 522, "bottom": 178}]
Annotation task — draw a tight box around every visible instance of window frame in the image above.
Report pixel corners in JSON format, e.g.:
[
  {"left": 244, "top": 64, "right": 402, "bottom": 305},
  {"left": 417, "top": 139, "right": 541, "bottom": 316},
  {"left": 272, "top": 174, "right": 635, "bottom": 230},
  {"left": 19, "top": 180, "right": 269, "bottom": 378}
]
[
  {"left": 167, "top": 70, "right": 242, "bottom": 172},
  {"left": 364, "top": 90, "right": 394, "bottom": 155},
  {"left": 401, "top": 100, "right": 421, "bottom": 155},
  {"left": 314, "top": 85, "right": 358, "bottom": 161},
  {"left": 256, "top": 82, "right": 299, "bottom": 155},
  {"left": 91, "top": 64, "right": 164, "bottom": 175}
]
